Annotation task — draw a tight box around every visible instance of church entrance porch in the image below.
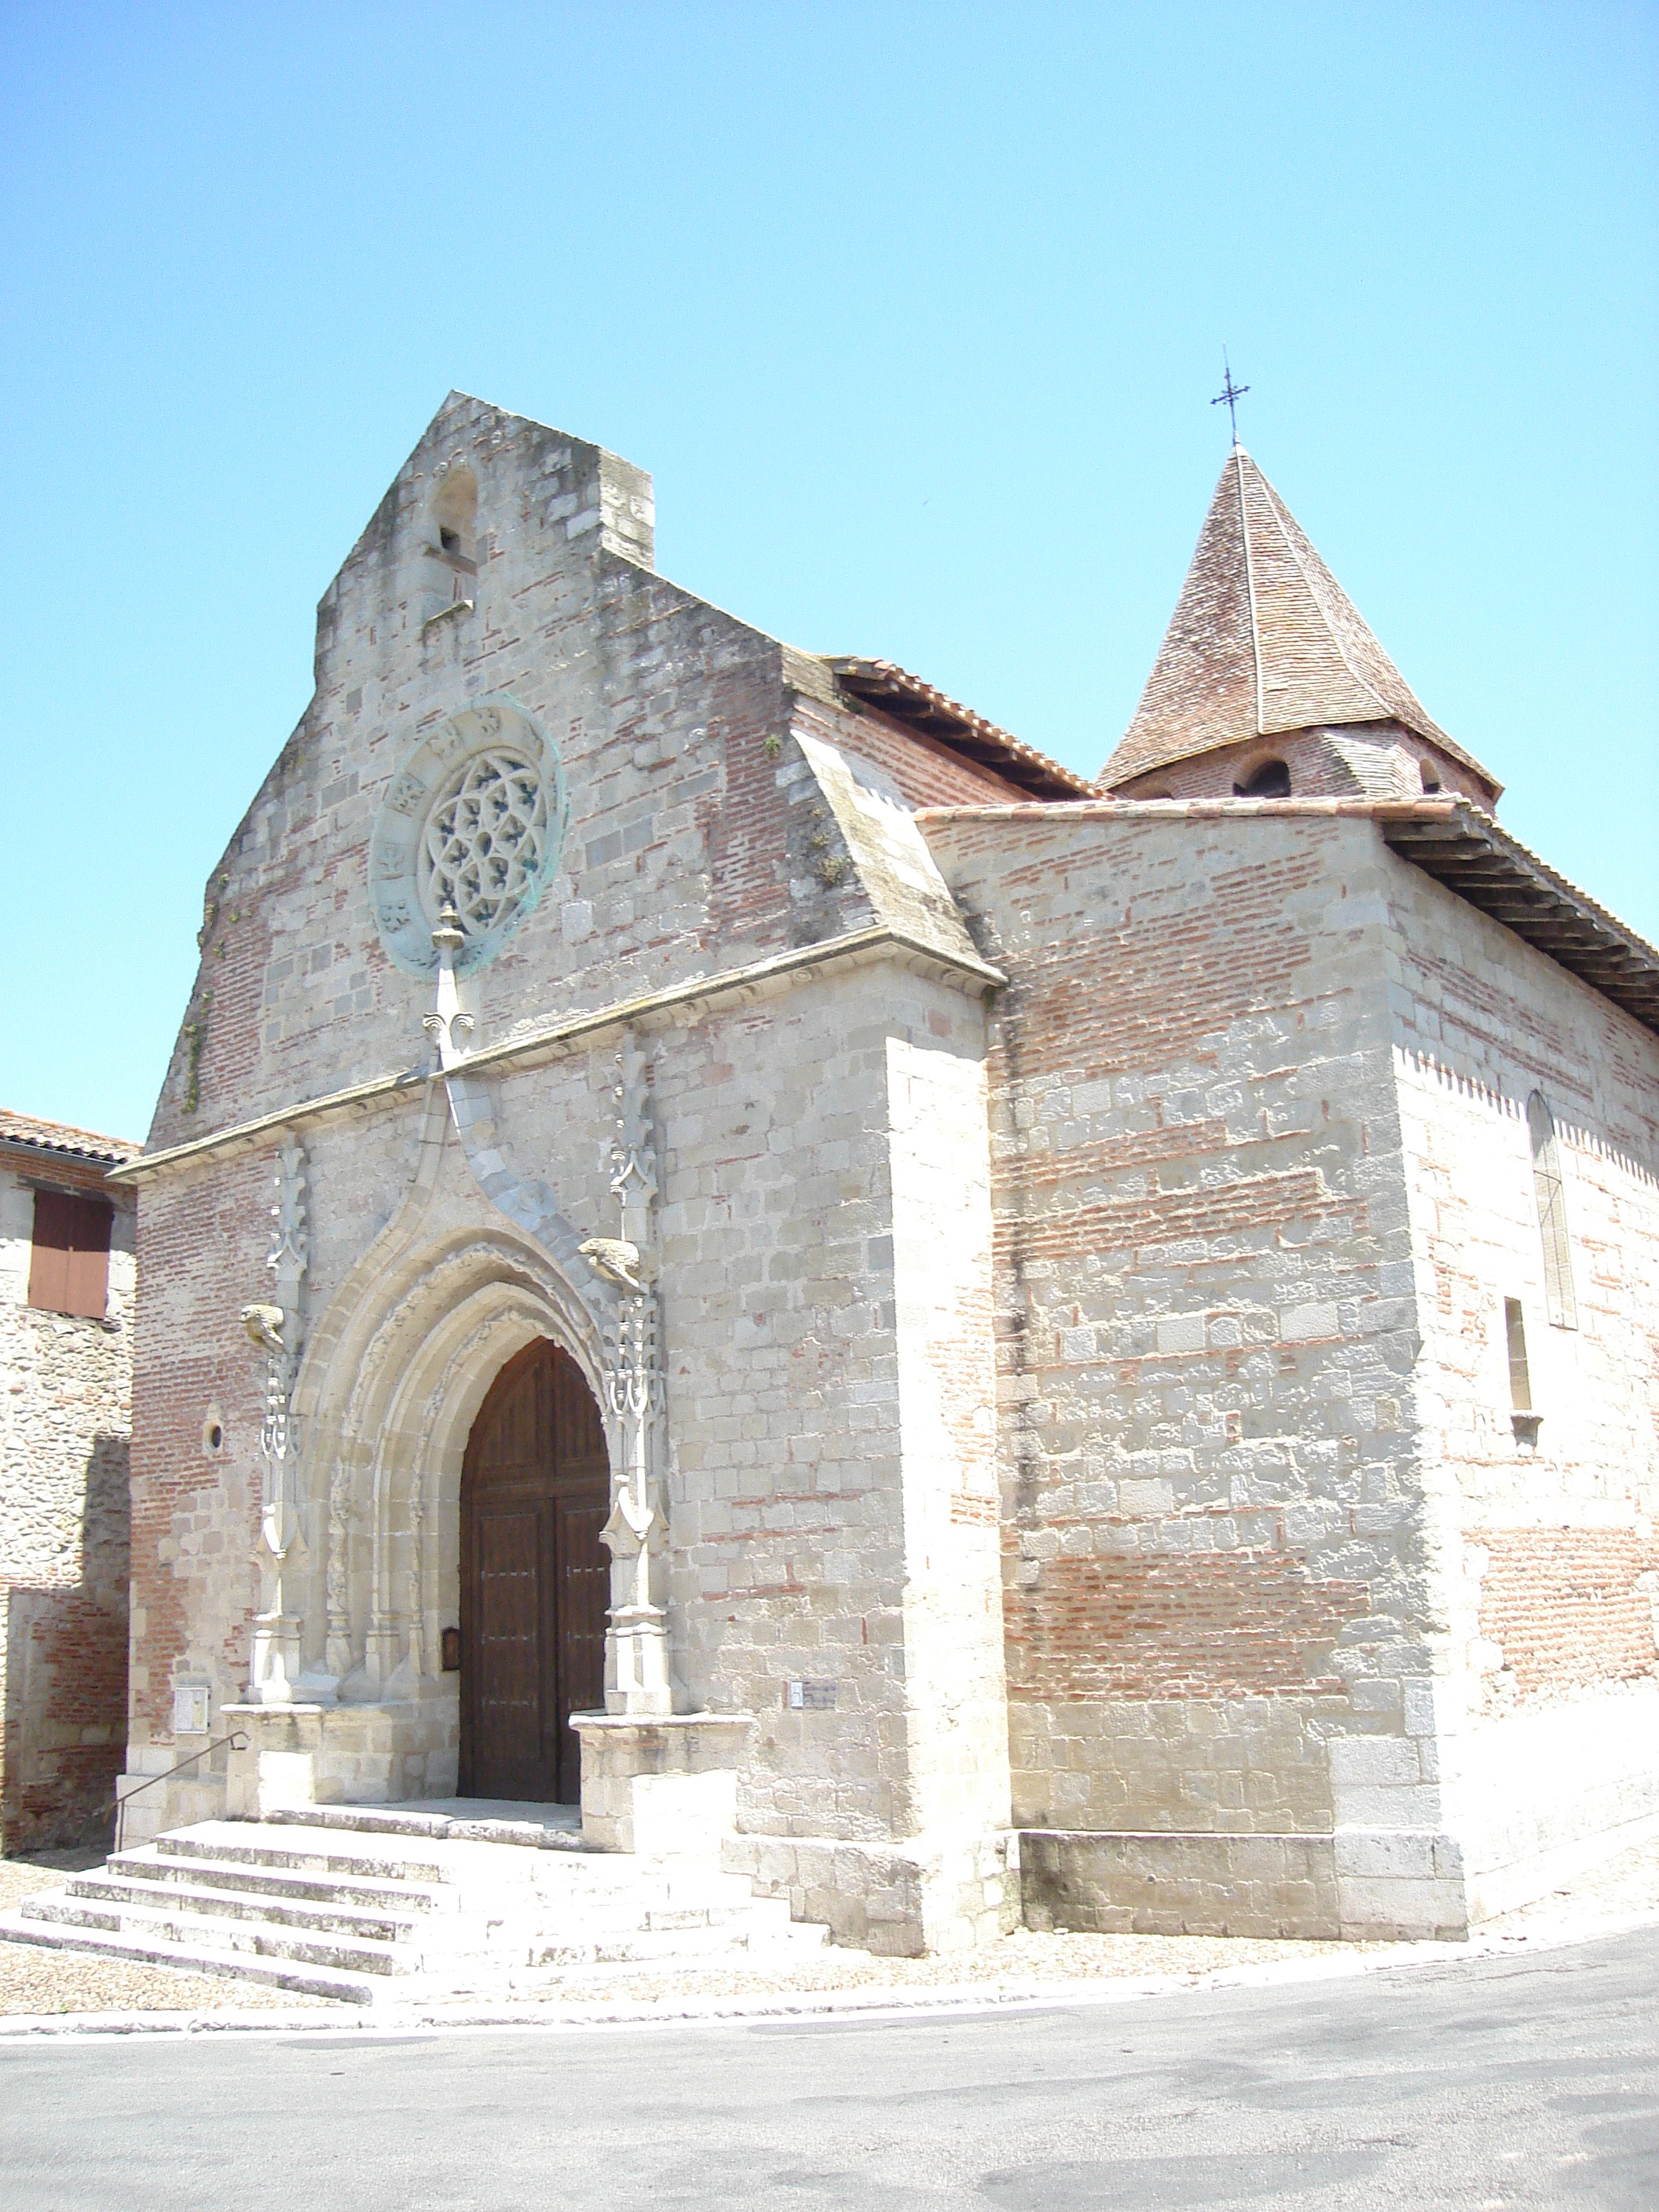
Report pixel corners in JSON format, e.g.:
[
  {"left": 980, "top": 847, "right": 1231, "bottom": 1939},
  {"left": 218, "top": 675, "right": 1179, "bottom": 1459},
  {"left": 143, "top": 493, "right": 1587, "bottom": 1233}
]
[
  {"left": 0, "top": 1796, "right": 832, "bottom": 2002},
  {"left": 460, "top": 1339, "right": 609, "bottom": 1805}
]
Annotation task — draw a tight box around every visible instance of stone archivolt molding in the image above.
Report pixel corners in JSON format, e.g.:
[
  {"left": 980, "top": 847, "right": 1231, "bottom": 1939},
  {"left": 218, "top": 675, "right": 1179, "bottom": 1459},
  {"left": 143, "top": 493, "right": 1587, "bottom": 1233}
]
[{"left": 280, "top": 1067, "right": 611, "bottom": 1706}]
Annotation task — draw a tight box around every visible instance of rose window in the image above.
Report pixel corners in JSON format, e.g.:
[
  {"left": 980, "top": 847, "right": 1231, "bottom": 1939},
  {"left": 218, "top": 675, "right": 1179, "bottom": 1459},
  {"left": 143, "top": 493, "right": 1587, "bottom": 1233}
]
[{"left": 418, "top": 751, "right": 548, "bottom": 941}]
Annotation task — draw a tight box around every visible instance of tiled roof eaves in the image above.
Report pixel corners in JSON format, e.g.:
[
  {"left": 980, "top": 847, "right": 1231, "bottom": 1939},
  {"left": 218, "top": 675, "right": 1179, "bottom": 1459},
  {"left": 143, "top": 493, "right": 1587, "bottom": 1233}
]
[
  {"left": 0, "top": 1114, "right": 138, "bottom": 1169},
  {"left": 1375, "top": 800, "right": 1659, "bottom": 1038},
  {"left": 824, "top": 658, "right": 1095, "bottom": 801},
  {"left": 913, "top": 797, "right": 1659, "bottom": 1038}
]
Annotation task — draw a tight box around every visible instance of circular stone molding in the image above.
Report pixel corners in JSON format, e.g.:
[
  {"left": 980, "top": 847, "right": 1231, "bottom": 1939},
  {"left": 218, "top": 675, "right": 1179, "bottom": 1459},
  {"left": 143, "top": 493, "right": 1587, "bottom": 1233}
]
[{"left": 368, "top": 696, "right": 569, "bottom": 978}]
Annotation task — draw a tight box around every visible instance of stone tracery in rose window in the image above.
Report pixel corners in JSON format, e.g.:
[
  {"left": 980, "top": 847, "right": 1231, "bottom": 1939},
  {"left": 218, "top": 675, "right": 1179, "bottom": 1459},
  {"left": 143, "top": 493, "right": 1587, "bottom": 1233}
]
[{"left": 418, "top": 750, "right": 549, "bottom": 940}]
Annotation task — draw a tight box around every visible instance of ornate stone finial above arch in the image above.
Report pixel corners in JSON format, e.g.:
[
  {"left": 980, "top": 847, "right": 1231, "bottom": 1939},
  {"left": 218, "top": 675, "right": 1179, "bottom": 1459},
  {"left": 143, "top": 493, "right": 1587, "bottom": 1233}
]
[
  {"left": 247, "top": 1132, "right": 309, "bottom": 1705},
  {"left": 595, "top": 1031, "right": 671, "bottom": 1716}
]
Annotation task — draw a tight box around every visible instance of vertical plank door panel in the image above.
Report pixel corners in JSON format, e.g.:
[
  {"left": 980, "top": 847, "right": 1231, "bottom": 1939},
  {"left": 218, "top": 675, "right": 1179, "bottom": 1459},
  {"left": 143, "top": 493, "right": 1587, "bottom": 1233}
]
[{"left": 460, "top": 1339, "right": 611, "bottom": 1806}]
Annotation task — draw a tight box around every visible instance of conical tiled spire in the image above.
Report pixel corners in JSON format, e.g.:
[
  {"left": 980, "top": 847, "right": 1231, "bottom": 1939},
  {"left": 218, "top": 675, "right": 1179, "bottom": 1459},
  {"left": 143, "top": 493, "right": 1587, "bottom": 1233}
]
[{"left": 1101, "top": 449, "right": 1494, "bottom": 790}]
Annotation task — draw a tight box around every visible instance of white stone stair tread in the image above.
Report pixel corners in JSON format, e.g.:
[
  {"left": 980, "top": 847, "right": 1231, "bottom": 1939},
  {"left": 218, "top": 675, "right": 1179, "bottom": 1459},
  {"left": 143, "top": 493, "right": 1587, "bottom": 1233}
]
[
  {"left": 0, "top": 1906, "right": 379, "bottom": 2005},
  {"left": 17, "top": 1892, "right": 421, "bottom": 1978},
  {"left": 157, "top": 1822, "right": 482, "bottom": 1886},
  {"left": 266, "top": 1801, "right": 589, "bottom": 1852},
  {"left": 101, "top": 1847, "right": 458, "bottom": 1915},
  {"left": 55, "top": 1870, "right": 429, "bottom": 1942}
]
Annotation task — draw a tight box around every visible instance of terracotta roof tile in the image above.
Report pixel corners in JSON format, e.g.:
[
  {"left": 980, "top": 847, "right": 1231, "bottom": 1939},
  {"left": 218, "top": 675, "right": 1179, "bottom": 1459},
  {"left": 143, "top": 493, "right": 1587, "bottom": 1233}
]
[
  {"left": 0, "top": 1108, "right": 140, "bottom": 1167},
  {"left": 823, "top": 658, "right": 1094, "bottom": 801},
  {"left": 1101, "top": 449, "right": 1497, "bottom": 793}
]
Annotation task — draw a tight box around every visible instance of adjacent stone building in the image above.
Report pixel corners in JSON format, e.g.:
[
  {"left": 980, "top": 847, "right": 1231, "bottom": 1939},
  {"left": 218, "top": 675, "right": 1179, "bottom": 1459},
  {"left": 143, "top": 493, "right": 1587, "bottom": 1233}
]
[
  {"left": 108, "top": 397, "right": 1658, "bottom": 1950},
  {"left": 1, "top": 1110, "right": 137, "bottom": 1851}
]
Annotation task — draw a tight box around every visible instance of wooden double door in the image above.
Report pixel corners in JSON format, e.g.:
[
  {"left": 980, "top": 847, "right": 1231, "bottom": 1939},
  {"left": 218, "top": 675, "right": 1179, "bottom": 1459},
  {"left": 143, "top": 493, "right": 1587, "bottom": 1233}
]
[{"left": 458, "top": 1339, "right": 610, "bottom": 1804}]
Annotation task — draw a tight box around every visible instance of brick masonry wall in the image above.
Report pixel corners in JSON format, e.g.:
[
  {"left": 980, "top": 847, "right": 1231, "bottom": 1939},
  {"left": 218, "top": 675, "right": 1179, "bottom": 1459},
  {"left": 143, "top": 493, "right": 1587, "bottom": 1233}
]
[
  {"left": 1466, "top": 1528, "right": 1658, "bottom": 1698},
  {"left": 126, "top": 1155, "right": 267, "bottom": 1756},
  {"left": 790, "top": 696, "right": 1029, "bottom": 813},
  {"left": 1108, "top": 725, "right": 1490, "bottom": 808},
  {"left": 921, "top": 804, "right": 1428, "bottom": 1843},
  {"left": 1384, "top": 852, "right": 1659, "bottom": 1749},
  {"left": 0, "top": 1161, "right": 135, "bottom": 1849}
]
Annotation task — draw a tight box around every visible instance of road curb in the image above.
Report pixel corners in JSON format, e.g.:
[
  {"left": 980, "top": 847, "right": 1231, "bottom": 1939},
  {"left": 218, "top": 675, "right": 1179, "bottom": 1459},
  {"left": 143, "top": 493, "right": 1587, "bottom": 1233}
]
[{"left": 6, "top": 1916, "right": 1646, "bottom": 2042}]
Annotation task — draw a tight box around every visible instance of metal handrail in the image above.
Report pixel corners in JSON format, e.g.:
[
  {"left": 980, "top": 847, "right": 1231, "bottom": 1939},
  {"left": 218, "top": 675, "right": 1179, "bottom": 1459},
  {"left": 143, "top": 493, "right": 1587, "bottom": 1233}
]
[{"left": 110, "top": 1730, "right": 249, "bottom": 1855}]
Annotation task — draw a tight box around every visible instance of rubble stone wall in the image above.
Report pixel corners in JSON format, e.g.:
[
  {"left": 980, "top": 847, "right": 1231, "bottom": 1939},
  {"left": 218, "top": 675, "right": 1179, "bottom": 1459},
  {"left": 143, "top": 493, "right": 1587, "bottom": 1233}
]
[{"left": 0, "top": 1159, "right": 134, "bottom": 1850}]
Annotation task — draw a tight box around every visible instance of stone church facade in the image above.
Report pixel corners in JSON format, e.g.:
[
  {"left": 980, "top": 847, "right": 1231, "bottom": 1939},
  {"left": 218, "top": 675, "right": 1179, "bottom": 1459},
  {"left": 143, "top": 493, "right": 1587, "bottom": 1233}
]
[{"left": 111, "top": 396, "right": 1659, "bottom": 1951}]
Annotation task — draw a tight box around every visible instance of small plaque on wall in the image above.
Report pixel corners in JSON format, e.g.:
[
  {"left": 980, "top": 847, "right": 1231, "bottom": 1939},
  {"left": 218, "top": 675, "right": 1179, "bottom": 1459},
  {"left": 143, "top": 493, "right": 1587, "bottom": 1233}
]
[
  {"left": 441, "top": 1627, "right": 462, "bottom": 1673},
  {"left": 786, "top": 1679, "right": 837, "bottom": 1712},
  {"left": 173, "top": 1686, "right": 211, "bottom": 1735}
]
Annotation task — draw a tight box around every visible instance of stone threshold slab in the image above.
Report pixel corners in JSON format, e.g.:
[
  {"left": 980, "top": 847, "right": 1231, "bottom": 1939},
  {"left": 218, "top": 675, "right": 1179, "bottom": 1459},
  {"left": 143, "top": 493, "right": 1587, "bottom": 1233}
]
[{"left": 264, "top": 1800, "right": 589, "bottom": 1853}]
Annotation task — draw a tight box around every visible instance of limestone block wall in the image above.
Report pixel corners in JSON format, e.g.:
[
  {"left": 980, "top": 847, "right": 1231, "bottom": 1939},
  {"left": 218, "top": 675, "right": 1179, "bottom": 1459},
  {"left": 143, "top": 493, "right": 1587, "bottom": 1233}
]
[
  {"left": 1384, "top": 850, "right": 1659, "bottom": 1910},
  {"left": 125, "top": 943, "right": 1014, "bottom": 1888},
  {"left": 925, "top": 802, "right": 1446, "bottom": 1936},
  {"left": 0, "top": 1160, "right": 134, "bottom": 1850},
  {"left": 142, "top": 394, "right": 902, "bottom": 1170},
  {"left": 650, "top": 958, "right": 1009, "bottom": 1849},
  {"left": 887, "top": 1030, "right": 1010, "bottom": 1836},
  {"left": 123, "top": 394, "right": 1031, "bottom": 1859}
]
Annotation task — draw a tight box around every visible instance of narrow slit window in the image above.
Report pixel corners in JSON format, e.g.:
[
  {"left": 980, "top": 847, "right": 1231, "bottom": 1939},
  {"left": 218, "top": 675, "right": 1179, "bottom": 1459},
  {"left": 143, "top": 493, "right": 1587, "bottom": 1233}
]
[
  {"left": 1503, "top": 1298, "right": 1532, "bottom": 1412},
  {"left": 1525, "top": 1091, "right": 1577, "bottom": 1330},
  {"left": 432, "top": 467, "right": 478, "bottom": 607}
]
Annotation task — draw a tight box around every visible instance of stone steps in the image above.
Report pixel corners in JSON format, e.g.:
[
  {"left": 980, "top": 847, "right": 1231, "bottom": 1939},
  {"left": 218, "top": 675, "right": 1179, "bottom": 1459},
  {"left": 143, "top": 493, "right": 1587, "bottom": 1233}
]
[
  {"left": 0, "top": 1915, "right": 387, "bottom": 2005},
  {"left": 19, "top": 1888, "right": 419, "bottom": 1981},
  {"left": 0, "top": 1802, "right": 831, "bottom": 2004},
  {"left": 62, "top": 1867, "right": 434, "bottom": 1944},
  {"left": 96, "top": 1845, "right": 460, "bottom": 1918}
]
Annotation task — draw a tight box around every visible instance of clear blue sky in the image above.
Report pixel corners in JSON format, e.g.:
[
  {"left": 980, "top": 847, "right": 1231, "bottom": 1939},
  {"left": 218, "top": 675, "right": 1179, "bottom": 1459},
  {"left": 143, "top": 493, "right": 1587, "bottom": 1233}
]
[{"left": 3, "top": 2, "right": 1654, "bottom": 1142}]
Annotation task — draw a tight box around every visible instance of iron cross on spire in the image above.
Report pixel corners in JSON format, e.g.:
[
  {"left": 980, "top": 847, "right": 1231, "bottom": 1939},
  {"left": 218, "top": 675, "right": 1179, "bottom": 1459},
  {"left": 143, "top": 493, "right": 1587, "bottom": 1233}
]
[{"left": 1211, "top": 352, "right": 1250, "bottom": 446}]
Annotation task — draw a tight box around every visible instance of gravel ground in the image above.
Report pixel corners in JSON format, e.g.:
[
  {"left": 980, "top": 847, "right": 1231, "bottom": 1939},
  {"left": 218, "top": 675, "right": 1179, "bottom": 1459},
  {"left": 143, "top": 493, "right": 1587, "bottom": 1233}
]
[
  {"left": 2, "top": 1829, "right": 1655, "bottom": 2024},
  {"left": 484, "top": 1924, "right": 1413, "bottom": 2011},
  {"left": 0, "top": 1856, "right": 329, "bottom": 2016}
]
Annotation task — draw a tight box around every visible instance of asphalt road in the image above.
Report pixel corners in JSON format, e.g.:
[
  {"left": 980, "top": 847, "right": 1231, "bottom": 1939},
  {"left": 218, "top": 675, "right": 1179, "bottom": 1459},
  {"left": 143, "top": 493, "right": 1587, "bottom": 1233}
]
[{"left": 2, "top": 1930, "right": 1655, "bottom": 2210}]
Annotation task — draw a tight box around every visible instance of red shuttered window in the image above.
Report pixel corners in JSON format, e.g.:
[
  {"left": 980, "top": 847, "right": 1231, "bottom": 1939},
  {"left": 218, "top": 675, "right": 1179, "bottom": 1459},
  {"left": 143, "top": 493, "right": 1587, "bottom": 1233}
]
[{"left": 27, "top": 1190, "right": 114, "bottom": 1319}]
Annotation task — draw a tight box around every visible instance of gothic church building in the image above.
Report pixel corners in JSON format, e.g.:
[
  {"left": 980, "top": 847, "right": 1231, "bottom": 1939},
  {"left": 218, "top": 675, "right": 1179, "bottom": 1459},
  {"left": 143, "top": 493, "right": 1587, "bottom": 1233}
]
[{"left": 110, "top": 396, "right": 1658, "bottom": 1950}]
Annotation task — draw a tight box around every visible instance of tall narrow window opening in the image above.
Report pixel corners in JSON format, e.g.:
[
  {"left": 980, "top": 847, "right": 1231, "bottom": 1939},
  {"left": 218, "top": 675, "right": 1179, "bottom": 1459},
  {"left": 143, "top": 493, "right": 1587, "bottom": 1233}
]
[
  {"left": 1525, "top": 1091, "right": 1577, "bottom": 1330},
  {"left": 432, "top": 467, "right": 478, "bottom": 608},
  {"left": 1503, "top": 1298, "right": 1532, "bottom": 1411}
]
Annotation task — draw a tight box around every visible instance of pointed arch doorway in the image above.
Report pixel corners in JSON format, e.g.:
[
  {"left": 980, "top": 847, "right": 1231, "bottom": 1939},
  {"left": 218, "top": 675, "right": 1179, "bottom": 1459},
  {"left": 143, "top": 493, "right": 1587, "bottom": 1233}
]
[{"left": 458, "top": 1339, "right": 610, "bottom": 1804}]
